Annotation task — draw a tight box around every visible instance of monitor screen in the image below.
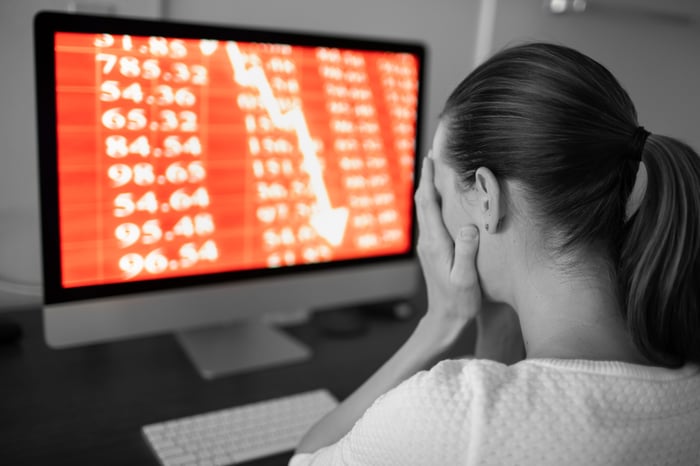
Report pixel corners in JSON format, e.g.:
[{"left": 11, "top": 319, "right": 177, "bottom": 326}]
[
  {"left": 35, "top": 12, "right": 424, "bottom": 376},
  {"left": 39, "top": 13, "right": 421, "bottom": 300}
]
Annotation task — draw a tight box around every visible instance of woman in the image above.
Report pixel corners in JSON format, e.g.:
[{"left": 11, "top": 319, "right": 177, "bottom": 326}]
[{"left": 290, "top": 42, "right": 700, "bottom": 465}]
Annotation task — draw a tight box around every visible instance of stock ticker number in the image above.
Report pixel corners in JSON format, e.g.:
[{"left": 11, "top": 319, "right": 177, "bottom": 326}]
[{"left": 95, "top": 34, "right": 219, "bottom": 280}]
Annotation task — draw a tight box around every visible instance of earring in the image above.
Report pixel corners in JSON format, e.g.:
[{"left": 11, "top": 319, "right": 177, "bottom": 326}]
[{"left": 485, "top": 224, "right": 489, "bottom": 232}]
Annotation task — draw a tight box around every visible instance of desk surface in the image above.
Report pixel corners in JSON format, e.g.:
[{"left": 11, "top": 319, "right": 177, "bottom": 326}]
[{"left": 0, "top": 297, "right": 474, "bottom": 466}]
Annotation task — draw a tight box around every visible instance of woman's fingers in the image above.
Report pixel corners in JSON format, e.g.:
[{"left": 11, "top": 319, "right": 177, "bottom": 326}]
[
  {"left": 415, "top": 155, "right": 452, "bottom": 247},
  {"left": 451, "top": 226, "right": 479, "bottom": 287}
]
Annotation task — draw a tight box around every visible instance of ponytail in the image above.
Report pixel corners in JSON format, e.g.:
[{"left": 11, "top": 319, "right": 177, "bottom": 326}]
[{"left": 620, "top": 135, "right": 700, "bottom": 366}]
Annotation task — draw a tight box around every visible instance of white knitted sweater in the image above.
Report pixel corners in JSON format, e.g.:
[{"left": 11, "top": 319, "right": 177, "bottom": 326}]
[{"left": 290, "top": 358, "right": 700, "bottom": 466}]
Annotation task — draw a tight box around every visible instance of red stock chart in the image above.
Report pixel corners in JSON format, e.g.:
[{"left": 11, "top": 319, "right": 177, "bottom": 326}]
[{"left": 53, "top": 32, "right": 419, "bottom": 287}]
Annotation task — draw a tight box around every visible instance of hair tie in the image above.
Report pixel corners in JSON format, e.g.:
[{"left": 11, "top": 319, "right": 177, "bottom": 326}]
[{"left": 629, "top": 126, "right": 650, "bottom": 161}]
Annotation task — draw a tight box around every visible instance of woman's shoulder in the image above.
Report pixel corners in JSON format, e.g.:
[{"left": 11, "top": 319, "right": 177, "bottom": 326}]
[
  {"left": 345, "top": 358, "right": 700, "bottom": 466},
  {"left": 372, "top": 357, "right": 700, "bottom": 421},
  {"left": 385, "top": 357, "right": 514, "bottom": 406},
  {"left": 411, "top": 357, "right": 700, "bottom": 399}
]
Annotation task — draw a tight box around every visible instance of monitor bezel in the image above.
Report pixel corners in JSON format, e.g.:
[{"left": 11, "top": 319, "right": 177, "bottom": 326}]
[{"left": 34, "top": 11, "right": 425, "bottom": 305}]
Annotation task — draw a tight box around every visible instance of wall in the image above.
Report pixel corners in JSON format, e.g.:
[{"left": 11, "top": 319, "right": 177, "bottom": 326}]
[
  {"left": 488, "top": 0, "right": 700, "bottom": 149},
  {"left": 0, "top": 0, "right": 481, "bottom": 309}
]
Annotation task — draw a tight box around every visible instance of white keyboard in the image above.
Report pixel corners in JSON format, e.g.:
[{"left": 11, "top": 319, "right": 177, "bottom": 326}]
[{"left": 142, "top": 389, "right": 338, "bottom": 466}]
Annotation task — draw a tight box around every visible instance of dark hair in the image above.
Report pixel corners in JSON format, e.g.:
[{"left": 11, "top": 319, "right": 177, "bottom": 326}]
[{"left": 441, "top": 42, "right": 700, "bottom": 367}]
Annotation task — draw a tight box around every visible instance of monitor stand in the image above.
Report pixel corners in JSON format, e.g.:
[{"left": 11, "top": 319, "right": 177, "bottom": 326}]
[{"left": 175, "top": 320, "right": 311, "bottom": 379}]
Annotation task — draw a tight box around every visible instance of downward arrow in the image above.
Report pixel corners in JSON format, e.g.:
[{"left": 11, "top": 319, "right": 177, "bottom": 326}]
[
  {"left": 226, "top": 41, "right": 350, "bottom": 247},
  {"left": 310, "top": 207, "right": 349, "bottom": 247}
]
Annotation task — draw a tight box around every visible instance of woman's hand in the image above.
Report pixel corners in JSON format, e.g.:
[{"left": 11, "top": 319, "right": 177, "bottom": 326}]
[
  {"left": 295, "top": 154, "right": 483, "bottom": 455},
  {"left": 414, "top": 155, "right": 482, "bottom": 347}
]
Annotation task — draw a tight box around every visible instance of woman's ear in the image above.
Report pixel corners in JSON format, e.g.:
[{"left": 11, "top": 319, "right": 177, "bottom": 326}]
[{"left": 474, "top": 167, "right": 501, "bottom": 233}]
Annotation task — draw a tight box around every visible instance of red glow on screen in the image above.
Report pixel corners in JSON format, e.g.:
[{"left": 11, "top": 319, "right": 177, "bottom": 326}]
[{"left": 53, "top": 32, "right": 419, "bottom": 287}]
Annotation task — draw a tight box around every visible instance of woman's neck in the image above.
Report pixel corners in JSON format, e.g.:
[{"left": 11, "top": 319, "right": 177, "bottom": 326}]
[{"left": 511, "top": 258, "right": 652, "bottom": 366}]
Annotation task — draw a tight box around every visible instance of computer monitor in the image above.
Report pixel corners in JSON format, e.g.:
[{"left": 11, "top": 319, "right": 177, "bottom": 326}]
[{"left": 34, "top": 11, "right": 424, "bottom": 378}]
